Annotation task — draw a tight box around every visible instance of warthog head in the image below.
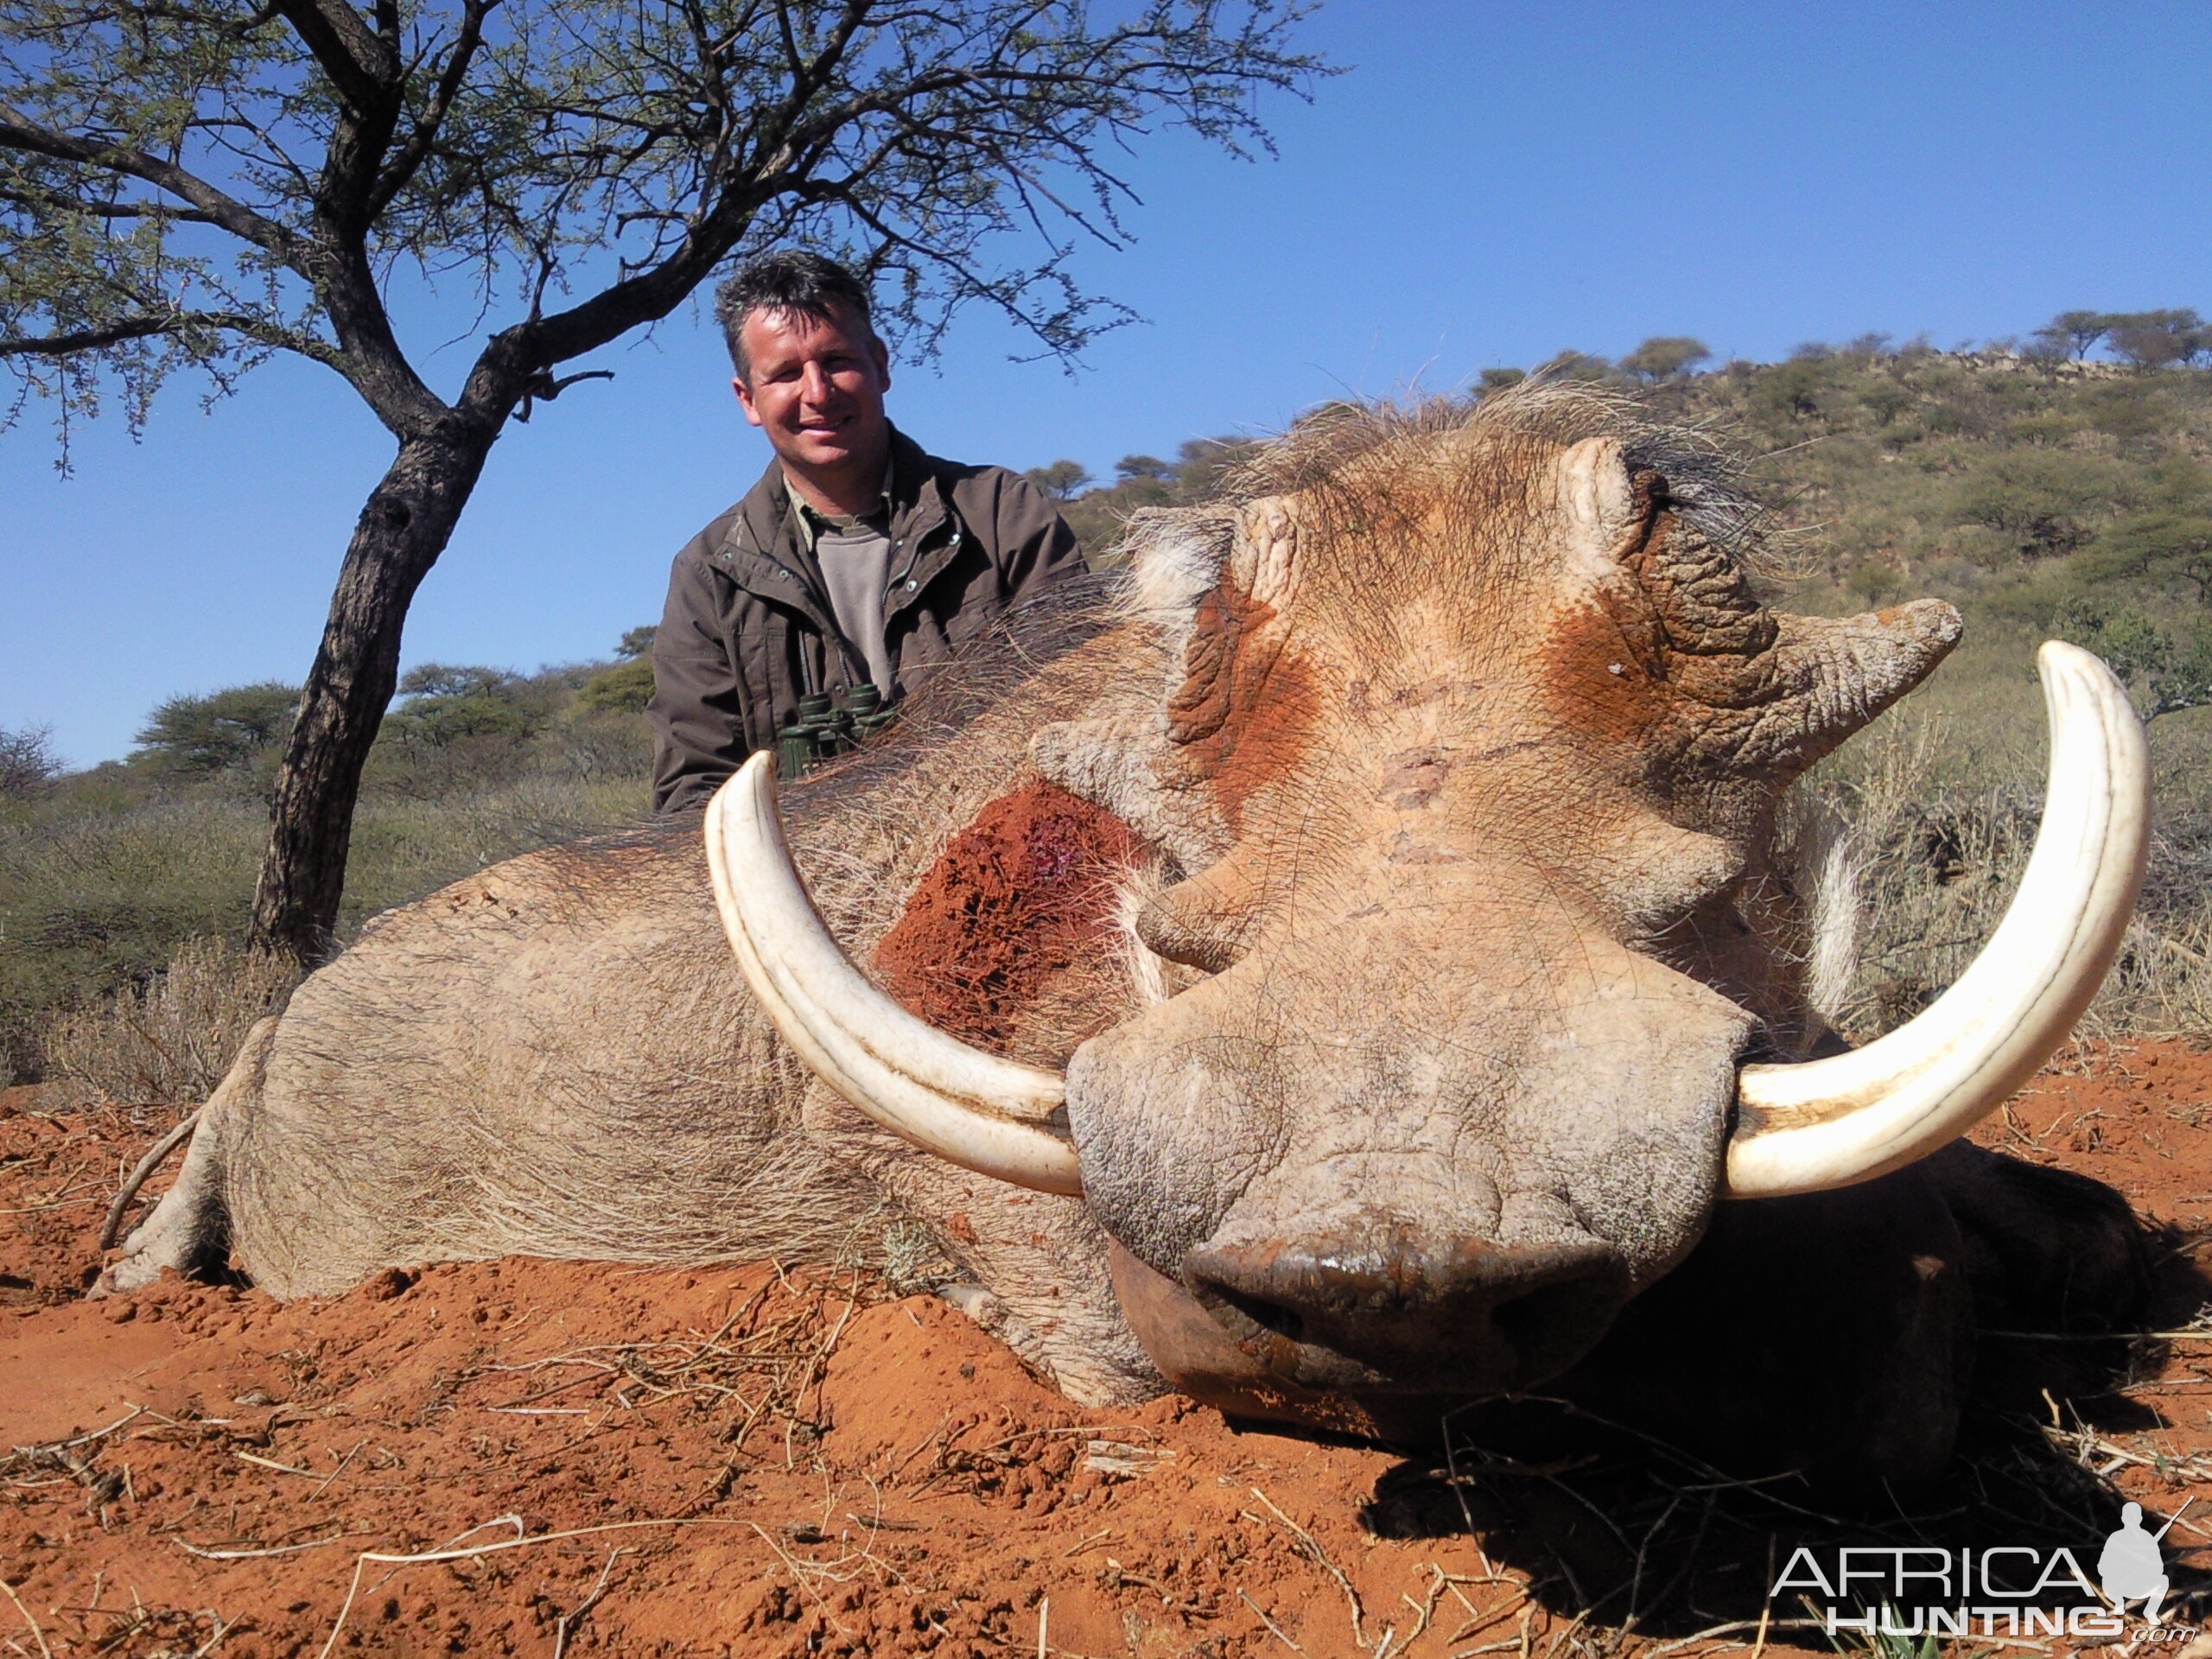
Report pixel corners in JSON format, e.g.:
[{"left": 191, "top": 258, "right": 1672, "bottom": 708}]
[{"left": 709, "top": 388, "right": 2149, "bottom": 1422}]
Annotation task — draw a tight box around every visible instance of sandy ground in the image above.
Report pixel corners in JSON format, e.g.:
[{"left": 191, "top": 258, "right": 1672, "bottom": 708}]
[{"left": 7, "top": 1043, "right": 2212, "bottom": 1658}]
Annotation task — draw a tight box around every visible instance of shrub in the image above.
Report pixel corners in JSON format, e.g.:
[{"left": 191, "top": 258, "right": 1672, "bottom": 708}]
[
  {"left": 0, "top": 725, "right": 59, "bottom": 799},
  {"left": 131, "top": 683, "right": 299, "bottom": 774},
  {"left": 2032, "top": 310, "right": 2113, "bottom": 360},
  {"left": 384, "top": 664, "right": 541, "bottom": 747},
  {"left": 1620, "top": 336, "right": 1711, "bottom": 381},
  {"left": 1948, "top": 450, "right": 2137, "bottom": 560},
  {"left": 1535, "top": 349, "right": 1611, "bottom": 381},
  {"left": 2106, "top": 309, "right": 2208, "bottom": 372},
  {"left": 576, "top": 657, "right": 654, "bottom": 715},
  {"left": 1022, "top": 459, "right": 1094, "bottom": 500},
  {"left": 44, "top": 935, "right": 298, "bottom": 1104}
]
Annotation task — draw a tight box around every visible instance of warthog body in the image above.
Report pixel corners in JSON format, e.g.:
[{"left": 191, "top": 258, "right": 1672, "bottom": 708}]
[{"left": 116, "top": 387, "right": 2147, "bottom": 1480}]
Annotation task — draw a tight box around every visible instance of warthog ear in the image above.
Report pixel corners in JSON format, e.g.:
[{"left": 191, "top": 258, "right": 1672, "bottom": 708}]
[
  {"left": 1553, "top": 432, "right": 1966, "bottom": 781},
  {"left": 1551, "top": 436, "right": 1641, "bottom": 579},
  {"left": 1166, "top": 496, "right": 1304, "bottom": 753}
]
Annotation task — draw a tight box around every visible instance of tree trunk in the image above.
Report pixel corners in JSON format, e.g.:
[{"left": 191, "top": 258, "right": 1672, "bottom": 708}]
[{"left": 247, "top": 418, "right": 499, "bottom": 963}]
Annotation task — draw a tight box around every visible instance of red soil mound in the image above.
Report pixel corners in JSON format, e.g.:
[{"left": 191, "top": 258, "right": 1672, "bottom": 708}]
[
  {"left": 873, "top": 785, "right": 1141, "bottom": 1048},
  {"left": 5, "top": 1044, "right": 2212, "bottom": 1657}
]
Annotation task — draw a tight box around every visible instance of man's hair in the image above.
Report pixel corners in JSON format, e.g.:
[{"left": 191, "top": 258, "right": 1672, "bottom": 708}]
[{"left": 715, "top": 251, "right": 877, "bottom": 382}]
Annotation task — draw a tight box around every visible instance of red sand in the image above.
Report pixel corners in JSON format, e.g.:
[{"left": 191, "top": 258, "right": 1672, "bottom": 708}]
[
  {"left": 6, "top": 1043, "right": 2212, "bottom": 1657},
  {"left": 873, "top": 784, "right": 1140, "bottom": 1050}
]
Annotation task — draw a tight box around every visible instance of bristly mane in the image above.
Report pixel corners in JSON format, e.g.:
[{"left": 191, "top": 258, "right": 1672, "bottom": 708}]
[{"left": 1116, "top": 381, "right": 1777, "bottom": 634}]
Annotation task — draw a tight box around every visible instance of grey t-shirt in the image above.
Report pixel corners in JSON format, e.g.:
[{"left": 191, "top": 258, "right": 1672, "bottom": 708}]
[
  {"left": 814, "top": 518, "right": 895, "bottom": 693},
  {"left": 789, "top": 465, "right": 898, "bottom": 694}
]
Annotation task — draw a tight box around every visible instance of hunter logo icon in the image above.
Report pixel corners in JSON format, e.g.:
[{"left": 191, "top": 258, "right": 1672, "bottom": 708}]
[{"left": 2101, "top": 1499, "right": 2187, "bottom": 1624}]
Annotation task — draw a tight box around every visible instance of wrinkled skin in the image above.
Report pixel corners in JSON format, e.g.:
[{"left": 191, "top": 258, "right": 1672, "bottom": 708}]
[
  {"left": 111, "top": 391, "right": 2149, "bottom": 1484},
  {"left": 1063, "top": 417, "right": 1960, "bottom": 1403}
]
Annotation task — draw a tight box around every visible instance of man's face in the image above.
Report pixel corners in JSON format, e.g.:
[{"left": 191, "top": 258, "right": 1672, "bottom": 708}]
[{"left": 733, "top": 302, "right": 893, "bottom": 479}]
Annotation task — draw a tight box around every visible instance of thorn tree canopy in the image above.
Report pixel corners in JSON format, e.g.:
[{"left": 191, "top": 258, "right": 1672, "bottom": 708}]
[{"left": 0, "top": 0, "right": 1324, "bottom": 961}]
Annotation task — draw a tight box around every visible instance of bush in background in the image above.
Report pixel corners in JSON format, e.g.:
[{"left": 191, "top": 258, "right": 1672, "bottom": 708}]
[
  {"left": 44, "top": 935, "right": 298, "bottom": 1104},
  {"left": 577, "top": 631, "right": 656, "bottom": 715},
  {"left": 0, "top": 725, "right": 58, "bottom": 799},
  {"left": 3, "top": 631, "right": 659, "bottom": 1083},
  {"left": 131, "top": 683, "right": 298, "bottom": 776}
]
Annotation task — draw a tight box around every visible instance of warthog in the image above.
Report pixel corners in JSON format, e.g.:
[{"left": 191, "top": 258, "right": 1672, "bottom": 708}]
[{"left": 112, "top": 386, "right": 2152, "bottom": 1482}]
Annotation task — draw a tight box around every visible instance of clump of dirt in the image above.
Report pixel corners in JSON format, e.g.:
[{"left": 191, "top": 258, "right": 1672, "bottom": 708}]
[
  {"left": 873, "top": 784, "right": 1143, "bottom": 1048},
  {"left": 5, "top": 1045, "right": 2212, "bottom": 1657}
]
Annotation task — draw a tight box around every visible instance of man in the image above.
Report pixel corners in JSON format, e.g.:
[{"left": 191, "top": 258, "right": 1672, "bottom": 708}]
[
  {"left": 2100, "top": 1501, "right": 2171, "bottom": 1624},
  {"left": 649, "top": 251, "right": 1086, "bottom": 813}
]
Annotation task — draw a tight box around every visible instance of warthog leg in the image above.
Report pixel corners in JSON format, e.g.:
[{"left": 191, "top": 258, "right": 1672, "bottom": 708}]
[{"left": 96, "top": 1014, "right": 276, "bottom": 1295}]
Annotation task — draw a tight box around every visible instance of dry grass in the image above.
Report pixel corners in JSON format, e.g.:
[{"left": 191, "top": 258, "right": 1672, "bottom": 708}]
[
  {"left": 42, "top": 935, "right": 298, "bottom": 1105},
  {"left": 1805, "top": 673, "right": 2212, "bottom": 1039}
]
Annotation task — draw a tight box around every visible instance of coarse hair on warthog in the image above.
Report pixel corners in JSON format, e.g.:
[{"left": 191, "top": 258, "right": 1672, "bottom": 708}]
[
  {"left": 1118, "top": 382, "right": 1774, "bottom": 630},
  {"left": 111, "top": 379, "right": 2150, "bottom": 1484}
]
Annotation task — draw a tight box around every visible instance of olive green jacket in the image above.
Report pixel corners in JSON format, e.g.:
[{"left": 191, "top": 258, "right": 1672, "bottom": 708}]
[{"left": 648, "top": 427, "right": 1084, "bottom": 812}]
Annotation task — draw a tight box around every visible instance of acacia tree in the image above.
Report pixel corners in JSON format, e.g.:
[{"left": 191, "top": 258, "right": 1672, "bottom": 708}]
[{"left": 1, "top": 0, "right": 1319, "bottom": 961}]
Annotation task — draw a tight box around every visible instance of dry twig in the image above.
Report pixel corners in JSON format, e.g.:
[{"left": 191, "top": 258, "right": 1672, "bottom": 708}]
[
  {"left": 552, "top": 1548, "right": 630, "bottom": 1659},
  {"left": 0, "top": 1579, "right": 52, "bottom": 1659}
]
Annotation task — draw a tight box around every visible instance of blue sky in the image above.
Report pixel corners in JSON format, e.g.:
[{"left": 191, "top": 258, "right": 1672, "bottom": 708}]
[{"left": 4, "top": 0, "right": 2209, "bottom": 765}]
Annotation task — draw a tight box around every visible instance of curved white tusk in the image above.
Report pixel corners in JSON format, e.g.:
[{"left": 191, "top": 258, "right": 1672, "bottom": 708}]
[
  {"left": 1726, "top": 641, "right": 2150, "bottom": 1198},
  {"left": 704, "top": 752, "right": 1083, "bottom": 1196}
]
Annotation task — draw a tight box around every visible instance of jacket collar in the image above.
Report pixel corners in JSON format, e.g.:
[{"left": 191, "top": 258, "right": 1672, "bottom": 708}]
[{"left": 711, "top": 425, "right": 955, "bottom": 611}]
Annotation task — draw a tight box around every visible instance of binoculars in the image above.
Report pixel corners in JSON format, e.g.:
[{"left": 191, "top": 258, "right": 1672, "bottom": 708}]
[{"left": 777, "top": 683, "right": 897, "bottom": 778}]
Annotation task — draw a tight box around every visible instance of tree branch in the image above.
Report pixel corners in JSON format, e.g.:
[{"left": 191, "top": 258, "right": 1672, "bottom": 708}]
[
  {"left": 0, "top": 309, "right": 338, "bottom": 363},
  {"left": 0, "top": 105, "right": 306, "bottom": 269},
  {"left": 366, "top": 0, "right": 498, "bottom": 218},
  {"left": 0, "top": 184, "right": 219, "bottom": 223},
  {"left": 268, "top": 0, "right": 399, "bottom": 112}
]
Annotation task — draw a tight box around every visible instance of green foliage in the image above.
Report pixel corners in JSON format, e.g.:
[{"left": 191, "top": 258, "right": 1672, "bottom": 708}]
[
  {"left": 2051, "top": 598, "right": 2212, "bottom": 721},
  {"left": 1173, "top": 435, "right": 1260, "bottom": 496},
  {"left": 1535, "top": 348, "right": 1611, "bottom": 381},
  {"left": 382, "top": 664, "right": 542, "bottom": 747},
  {"left": 576, "top": 657, "right": 655, "bottom": 715},
  {"left": 1948, "top": 449, "right": 2139, "bottom": 560},
  {"left": 1055, "top": 434, "right": 1262, "bottom": 558},
  {"left": 1023, "top": 459, "right": 1095, "bottom": 500},
  {"left": 0, "top": 0, "right": 1325, "bottom": 453},
  {"left": 130, "top": 682, "right": 297, "bottom": 773},
  {"left": 2077, "top": 509, "right": 2212, "bottom": 597},
  {"left": 615, "top": 625, "right": 658, "bottom": 661},
  {"left": 3, "top": 648, "right": 655, "bottom": 1077},
  {"left": 2033, "top": 309, "right": 2113, "bottom": 359},
  {"left": 1619, "top": 336, "right": 1711, "bottom": 381},
  {"left": 2023, "top": 308, "right": 2209, "bottom": 371},
  {"left": 1478, "top": 366, "right": 1527, "bottom": 393},
  {"left": 2106, "top": 308, "right": 2209, "bottom": 371}
]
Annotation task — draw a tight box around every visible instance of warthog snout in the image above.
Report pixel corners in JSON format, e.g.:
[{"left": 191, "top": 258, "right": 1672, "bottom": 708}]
[{"left": 1185, "top": 1227, "right": 1633, "bottom": 1394}]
